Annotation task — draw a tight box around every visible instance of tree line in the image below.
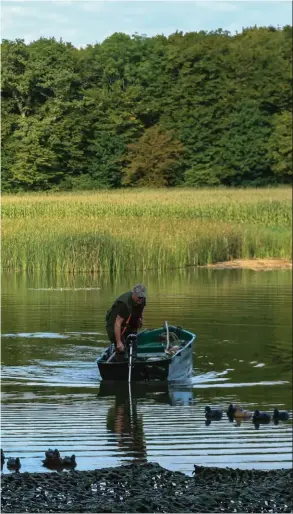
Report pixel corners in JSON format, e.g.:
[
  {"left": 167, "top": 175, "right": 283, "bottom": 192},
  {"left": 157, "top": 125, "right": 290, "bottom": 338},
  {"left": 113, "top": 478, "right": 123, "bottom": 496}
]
[{"left": 1, "top": 26, "right": 292, "bottom": 191}]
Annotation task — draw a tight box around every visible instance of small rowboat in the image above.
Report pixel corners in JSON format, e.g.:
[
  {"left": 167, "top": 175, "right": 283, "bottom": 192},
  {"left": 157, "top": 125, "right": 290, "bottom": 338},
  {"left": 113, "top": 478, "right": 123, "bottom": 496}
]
[{"left": 97, "top": 323, "right": 195, "bottom": 382}]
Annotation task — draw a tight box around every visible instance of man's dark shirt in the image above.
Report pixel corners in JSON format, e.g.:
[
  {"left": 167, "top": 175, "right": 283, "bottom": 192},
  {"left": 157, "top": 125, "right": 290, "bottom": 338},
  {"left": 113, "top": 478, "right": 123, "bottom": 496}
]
[{"left": 106, "top": 291, "right": 146, "bottom": 338}]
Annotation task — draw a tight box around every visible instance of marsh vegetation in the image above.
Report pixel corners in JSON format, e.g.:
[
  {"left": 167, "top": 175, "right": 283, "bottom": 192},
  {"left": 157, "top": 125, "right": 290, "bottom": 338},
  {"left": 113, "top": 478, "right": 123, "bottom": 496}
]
[{"left": 2, "top": 187, "right": 291, "bottom": 272}]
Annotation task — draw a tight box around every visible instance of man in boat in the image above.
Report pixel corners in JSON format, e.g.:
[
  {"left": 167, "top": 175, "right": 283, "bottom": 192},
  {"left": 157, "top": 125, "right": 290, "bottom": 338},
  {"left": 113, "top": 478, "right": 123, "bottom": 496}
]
[{"left": 105, "top": 284, "right": 147, "bottom": 358}]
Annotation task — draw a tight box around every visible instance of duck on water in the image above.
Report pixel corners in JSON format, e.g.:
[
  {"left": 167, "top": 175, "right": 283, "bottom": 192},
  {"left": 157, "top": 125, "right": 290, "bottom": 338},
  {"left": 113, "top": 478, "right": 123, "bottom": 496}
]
[
  {"left": 227, "top": 404, "right": 252, "bottom": 419},
  {"left": 42, "top": 449, "right": 76, "bottom": 470}
]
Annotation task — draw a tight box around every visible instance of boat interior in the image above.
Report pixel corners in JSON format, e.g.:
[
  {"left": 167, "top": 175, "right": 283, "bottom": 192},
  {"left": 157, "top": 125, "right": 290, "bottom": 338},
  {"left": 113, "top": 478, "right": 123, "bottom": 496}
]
[{"left": 102, "top": 326, "right": 193, "bottom": 363}]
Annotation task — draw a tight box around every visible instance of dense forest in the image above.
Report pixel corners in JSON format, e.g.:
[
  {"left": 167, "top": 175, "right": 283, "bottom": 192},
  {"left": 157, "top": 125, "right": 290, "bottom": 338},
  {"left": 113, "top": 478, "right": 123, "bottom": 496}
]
[{"left": 1, "top": 26, "right": 292, "bottom": 191}]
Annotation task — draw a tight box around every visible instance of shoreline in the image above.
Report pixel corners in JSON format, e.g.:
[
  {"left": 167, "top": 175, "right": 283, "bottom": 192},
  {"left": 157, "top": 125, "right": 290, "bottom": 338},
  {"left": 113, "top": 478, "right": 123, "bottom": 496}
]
[
  {"left": 1, "top": 259, "right": 292, "bottom": 275},
  {"left": 202, "top": 258, "right": 292, "bottom": 271},
  {"left": 1, "top": 462, "right": 292, "bottom": 513}
]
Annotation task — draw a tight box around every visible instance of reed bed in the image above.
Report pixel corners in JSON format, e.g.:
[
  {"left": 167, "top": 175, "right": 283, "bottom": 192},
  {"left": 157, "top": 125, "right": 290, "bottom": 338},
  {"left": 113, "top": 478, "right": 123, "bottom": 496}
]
[
  {"left": 1, "top": 188, "right": 291, "bottom": 272},
  {"left": 2, "top": 188, "right": 292, "bottom": 226}
]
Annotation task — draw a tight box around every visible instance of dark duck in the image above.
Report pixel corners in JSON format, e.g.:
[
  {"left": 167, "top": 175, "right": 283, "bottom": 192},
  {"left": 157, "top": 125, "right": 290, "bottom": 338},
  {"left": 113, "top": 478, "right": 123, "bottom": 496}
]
[
  {"left": 273, "top": 409, "right": 289, "bottom": 422},
  {"left": 1, "top": 449, "right": 5, "bottom": 470},
  {"left": 7, "top": 457, "right": 21, "bottom": 471},
  {"left": 252, "top": 410, "right": 271, "bottom": 423},
  {"left": 62, "top": 455, "right": 76, "bottom": 468},
  {"left": 42, "top": 448, "right": 63, "bottom": 468},
  {"left": 205, "top": 406, "right": 223, "bottom": 420},
  {"left": 227, "top": 404, "right": 237, "bottom": 417}
]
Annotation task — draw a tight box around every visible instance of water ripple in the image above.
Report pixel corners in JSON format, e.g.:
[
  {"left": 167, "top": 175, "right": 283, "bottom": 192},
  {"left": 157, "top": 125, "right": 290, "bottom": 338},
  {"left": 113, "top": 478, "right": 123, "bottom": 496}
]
[{"left": 1, "top": 396, "right": 291, "bottom": 475}]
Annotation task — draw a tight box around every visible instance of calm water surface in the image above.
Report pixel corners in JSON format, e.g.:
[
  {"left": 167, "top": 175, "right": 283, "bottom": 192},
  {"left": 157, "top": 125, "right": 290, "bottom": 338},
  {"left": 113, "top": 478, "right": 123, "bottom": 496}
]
[{"left": 1, "top": 269, "right": 292, "bottom": 475}]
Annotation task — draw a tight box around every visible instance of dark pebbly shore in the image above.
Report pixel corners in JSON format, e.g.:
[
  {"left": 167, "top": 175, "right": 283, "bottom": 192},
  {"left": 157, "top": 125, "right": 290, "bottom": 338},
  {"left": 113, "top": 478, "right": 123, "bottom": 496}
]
[{"left": 1, "top": 462, "right": 292, "bottom": 513}]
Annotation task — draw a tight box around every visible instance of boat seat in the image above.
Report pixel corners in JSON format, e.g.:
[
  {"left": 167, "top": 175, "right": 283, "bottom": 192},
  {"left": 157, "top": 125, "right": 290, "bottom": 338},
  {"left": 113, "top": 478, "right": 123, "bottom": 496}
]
[
  {"left": 138, "top": 352, "right": 168, "bottom": 360},
  {"left": 137, "top": 342, "right": 166, "bottom": 353}
]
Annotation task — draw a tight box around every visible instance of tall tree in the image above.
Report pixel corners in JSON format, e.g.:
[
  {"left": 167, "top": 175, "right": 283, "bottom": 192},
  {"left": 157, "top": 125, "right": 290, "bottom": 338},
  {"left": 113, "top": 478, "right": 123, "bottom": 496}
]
[
  {"left": 9, "top": 116, "right": 59, "bottom": 189},
  {"left": 122, "top": 125, "right": 184, "bottom": 187},
  {"left": 1, "top": 27, "right": 292, "bottom": 191},
  {"left": 268, "top": 110, "right": 292, "bottom": 180}
]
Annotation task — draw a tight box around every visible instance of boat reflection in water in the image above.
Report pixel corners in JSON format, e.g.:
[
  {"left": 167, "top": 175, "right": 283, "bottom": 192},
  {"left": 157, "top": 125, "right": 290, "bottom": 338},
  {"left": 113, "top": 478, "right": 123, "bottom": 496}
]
[
  {"left": 104, "top": 387, "right": 147, "bottom": 463},
  {"left": 98, "top": 382, "right": 193, "bottom": 463}
]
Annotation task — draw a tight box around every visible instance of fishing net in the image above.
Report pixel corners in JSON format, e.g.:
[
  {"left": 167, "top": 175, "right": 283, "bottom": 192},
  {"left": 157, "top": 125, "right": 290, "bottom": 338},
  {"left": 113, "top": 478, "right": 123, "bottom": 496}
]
[{"left": 159, "top": 331, "right": 180, "bottom": 344}]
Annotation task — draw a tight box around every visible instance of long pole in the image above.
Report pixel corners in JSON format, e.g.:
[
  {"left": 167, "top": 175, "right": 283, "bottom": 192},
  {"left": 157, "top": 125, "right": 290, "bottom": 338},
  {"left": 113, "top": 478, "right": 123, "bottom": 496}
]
[
  {"left": 128, "top": 342, "right": 134, "bottom": 429},
  {"left": 128, "top": 379, "right": 134, "bottom": 428},
  {"left": 165, "top": 320, "right": 170, "bottom": 351},
  {"left": 128, "top": 342, "right": 133, "bottom": 383}
]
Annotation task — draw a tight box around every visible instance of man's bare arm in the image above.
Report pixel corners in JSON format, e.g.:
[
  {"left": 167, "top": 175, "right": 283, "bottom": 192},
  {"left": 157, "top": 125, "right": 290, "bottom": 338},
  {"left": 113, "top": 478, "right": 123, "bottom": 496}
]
[{"left": 114, "top": 315, "right": 124, "bottom": 352}]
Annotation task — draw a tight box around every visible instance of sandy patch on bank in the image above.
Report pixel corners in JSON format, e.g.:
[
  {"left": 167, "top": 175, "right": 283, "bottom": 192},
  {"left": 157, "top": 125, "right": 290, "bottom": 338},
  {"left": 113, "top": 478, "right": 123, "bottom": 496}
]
[{"left": 204, "top": 259, "right": 292, "bottom": 270}]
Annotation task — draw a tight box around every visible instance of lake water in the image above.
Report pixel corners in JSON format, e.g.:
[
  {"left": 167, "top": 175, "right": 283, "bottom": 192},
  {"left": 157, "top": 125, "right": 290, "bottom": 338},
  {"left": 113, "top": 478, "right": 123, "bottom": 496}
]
[{"left": 1, "top": 269, "right": 292, "bottom": 476}]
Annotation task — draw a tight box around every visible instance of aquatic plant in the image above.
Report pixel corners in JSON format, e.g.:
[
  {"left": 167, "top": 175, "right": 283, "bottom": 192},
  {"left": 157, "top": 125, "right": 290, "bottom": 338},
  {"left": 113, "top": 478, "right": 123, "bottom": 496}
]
[{"left": 1, "top": 188, "right": 291, "bottom": 272}]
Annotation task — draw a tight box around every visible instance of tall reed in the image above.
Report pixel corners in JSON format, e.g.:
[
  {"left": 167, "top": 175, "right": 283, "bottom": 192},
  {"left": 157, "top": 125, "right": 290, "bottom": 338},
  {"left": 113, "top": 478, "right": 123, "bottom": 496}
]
[{"left": 2, "top": 188, "right": 291, "bottom": 272}]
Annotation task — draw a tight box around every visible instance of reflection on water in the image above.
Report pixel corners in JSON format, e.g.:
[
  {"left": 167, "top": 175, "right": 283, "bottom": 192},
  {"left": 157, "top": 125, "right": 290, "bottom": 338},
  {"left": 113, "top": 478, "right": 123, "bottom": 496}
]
[
  {"left": 1, "top": 379, "right": 292, "bottom": 475},
  {"left": 1, "top": 269, "right": 292, "bottom": 474},
  {"left": 103, "top": 384, "right": 147, "bottom": 463}
]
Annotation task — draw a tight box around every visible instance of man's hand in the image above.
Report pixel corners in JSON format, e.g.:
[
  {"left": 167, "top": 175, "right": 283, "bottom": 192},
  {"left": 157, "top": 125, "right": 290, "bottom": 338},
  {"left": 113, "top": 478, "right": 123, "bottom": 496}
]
[{"left": 117, "top": 342, "right": 125, "bottom": 353}]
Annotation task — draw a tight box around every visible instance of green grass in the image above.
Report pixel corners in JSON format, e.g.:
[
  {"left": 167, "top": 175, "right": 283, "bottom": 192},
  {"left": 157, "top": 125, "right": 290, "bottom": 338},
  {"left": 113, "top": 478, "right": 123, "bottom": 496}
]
[{"left": 1, "top": 188, "right": 292, "bottom": 272}]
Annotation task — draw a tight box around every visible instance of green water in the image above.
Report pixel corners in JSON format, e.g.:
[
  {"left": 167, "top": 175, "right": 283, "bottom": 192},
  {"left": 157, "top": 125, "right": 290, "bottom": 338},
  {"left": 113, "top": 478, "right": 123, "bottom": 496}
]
[{"left": 1, "top": 268, "right": 292, "bottom": 475}]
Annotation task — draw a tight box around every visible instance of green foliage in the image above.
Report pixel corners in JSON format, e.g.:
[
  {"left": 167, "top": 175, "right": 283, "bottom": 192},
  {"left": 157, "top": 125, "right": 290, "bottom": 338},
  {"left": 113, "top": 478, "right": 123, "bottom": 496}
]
[
  {"left": 9, "top": 116, "right": 59, "bottom": 189},
  {"left": 184, "top": 165, "right": 221, "bottom": 187},
  {"left": 1, "top": 27, "right": 292, "bottom": 191},
  {"left": 215, "top": 101, "right": 274, "bottom": 186},
  {"left": 268, "top": 111, "right": 292, "bottom": 180},
  {"left": 122, "top": 126, "right": 184, "bottom": 187},
  {"left": 87, "top": 133, "right": 125, "bottom": 188}
]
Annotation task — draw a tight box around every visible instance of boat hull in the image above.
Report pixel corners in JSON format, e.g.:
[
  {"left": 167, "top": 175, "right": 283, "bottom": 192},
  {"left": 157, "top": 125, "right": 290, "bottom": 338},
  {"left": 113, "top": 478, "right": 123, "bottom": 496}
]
[
  {"left": 97, "top": 326, "right": 195, "bottom": 382},
  {"left": 98, "top": 357, "right": 170, "bottom": 381}
]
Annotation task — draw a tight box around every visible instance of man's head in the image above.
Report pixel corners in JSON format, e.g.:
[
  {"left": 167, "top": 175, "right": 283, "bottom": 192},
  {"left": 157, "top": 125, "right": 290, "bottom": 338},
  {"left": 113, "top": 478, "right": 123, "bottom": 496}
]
[{"left": 132, "top": 284, "right": 147, "bottom": 304}]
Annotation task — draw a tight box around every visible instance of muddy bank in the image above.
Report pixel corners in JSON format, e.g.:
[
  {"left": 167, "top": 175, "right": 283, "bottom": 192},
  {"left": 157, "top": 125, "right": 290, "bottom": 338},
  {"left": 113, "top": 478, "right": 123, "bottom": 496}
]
[
  {"left": 1, "top": 462, "right": 292, "bottom": 513},
  {"left": 203, "top": 259, "right": 292, "bottom": 271}
]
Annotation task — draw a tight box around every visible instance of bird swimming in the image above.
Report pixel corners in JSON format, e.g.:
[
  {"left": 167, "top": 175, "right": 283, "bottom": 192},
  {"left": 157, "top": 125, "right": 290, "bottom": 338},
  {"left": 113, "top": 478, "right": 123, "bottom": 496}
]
[
  {"left": 227, "top": 404, "right": 252, "bottom": 418},
  {"left": 205, "top": 406, "right": 223, "bottom": 419},
  {"left": 1, "top": 449, "right": 5, "bottom": 470},
  {"left": 42, "top": 449, "right": 77, "bottom": 470},
  {"left": 45, "top": 448, "right": 60, "bottom": 460},
  {"left": 233, "top": 407, "right": 252, "bottom": 419},
  {"left": 252, "top": 410, "right": 271, "bottom": 423},
  {"left": 273, "top": 409, "right": 289, "bottom": 421},
  {"left": 227, "top": 404, "right": 237, "bottom": 417},
  {"left": 7, "top": 457, "right": 21, "bottom": 471},
  {"left": 42, "top": 448, "right": 62, "bottom": 467},
  {"left": 62, "top": 455, "right": 76, "bottom": 468}
]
